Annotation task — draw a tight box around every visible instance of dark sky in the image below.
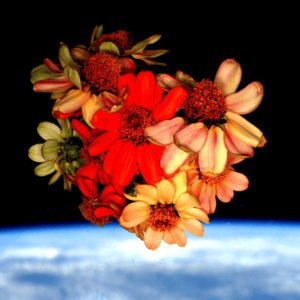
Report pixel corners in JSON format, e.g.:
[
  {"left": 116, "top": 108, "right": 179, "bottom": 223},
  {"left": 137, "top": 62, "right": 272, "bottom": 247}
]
[{"left": 4, "top": 4, "right": 292, "bottom": 226}]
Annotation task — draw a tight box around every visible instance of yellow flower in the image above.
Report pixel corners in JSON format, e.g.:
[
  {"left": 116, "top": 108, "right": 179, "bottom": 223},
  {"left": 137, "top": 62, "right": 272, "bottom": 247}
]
[{"left": 120, "top": 171, "right": 209, "bottom": 250}]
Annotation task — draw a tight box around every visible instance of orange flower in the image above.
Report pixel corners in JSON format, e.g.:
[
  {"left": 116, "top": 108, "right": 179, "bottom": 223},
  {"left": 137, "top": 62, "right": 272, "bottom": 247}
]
[{"left": 120, "top": 171, "right": 209, "bottom": 250}]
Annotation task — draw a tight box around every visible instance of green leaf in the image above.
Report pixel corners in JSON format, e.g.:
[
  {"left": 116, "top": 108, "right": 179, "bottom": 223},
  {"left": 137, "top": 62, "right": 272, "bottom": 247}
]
[
  {"left": 28, "top": 144, "right": 46, "bottom": 162},
  {"left": 90, "top": 25, "right": 99, "bottom": 45},
  {"left": 30, "top": 64, "right": 60, "bottom": 84},
  {"left": 48, "top": 170, "right": 62, "bottom": 185},
  {"left": 144, "top": 34, "right": 162, "bottom": 45},
  {"left": 99, "top": 42, "right": 120, "bottom": 55},
  {"left": 64, "top": 66, "right": 82, "bottom": 89},
  {"left": 34, "top": 160, "right": 56, "bottom": 177},
  {"left": 58, "top": 43, "right": 80, "bottom": 71},
  {"left": 42, "top": 139, "right": 60, "bottom": 160},
  {"left": 141, "top": 58, "right": 167, "bottom": 66},
  {"left": 127, "top": 40, "right": 148, "bottom": 54},
  {"left": 95, "top": 24, "right": 103, "bottom": 39}
]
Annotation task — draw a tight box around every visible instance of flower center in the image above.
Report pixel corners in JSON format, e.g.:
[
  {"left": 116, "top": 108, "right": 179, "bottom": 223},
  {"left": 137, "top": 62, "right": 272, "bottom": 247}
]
[
  {"left": 119, "top": 105, "right": 157, "bottom": 145},
  {"left": 79, "top": 197, "right": 114, "bottom": 227},
  {"left": 63, "top": 137, "right": 83, "bottom": 163},
  {"left": 81, "top": 136, "right": 107, "bottom": 167},
  {"left": 148, "top": 203, "right": 178, "bottom": 232},
  {"left": 95, "top": 30, "right": 133, "bottom": 54},
  {"left": 182, "top": 79, "right": 226, "bottom": 128},
  {"left": 81, "top": 52, "right": 120, "bottom": 94},
  {"left": 199, "top": 169, "right": 227, "bottom": 186}
]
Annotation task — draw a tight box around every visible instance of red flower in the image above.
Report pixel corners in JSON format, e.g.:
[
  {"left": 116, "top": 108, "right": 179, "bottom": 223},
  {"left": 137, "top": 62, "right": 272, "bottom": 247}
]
[{"left": 88, "top": 71, "right": 187, "bottom": 188}]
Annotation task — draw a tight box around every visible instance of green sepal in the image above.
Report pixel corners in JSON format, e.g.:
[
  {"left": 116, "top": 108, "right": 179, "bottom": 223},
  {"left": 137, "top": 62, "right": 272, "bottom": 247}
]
[
  {"left": 34, "top": 160, "right": 56, "bottom": 177},
  {"left": 99, "top": 42, "right": 120, "bottom": 56},
  {"left": 95, "top": 24, "right": 103, "bottom": 39},
  {"left": 90, "top": 25, "right": 99, "bottom": 45},
  {"left": 30, "top": 64, "right": 60, "bottom": 84},
  {"left": 42, "top": 139, "right": 60, "bottom": 160},
  {"left": 58, "top": 43, "right": 80, "bottom": 71},
  {"left": 48, "top": 170, "right": 62, "bottom": 185},
  {"left": 28, "top": 144, "right": 46, "bottom": 163},
  {"left": 64, "top": 66, "right": 82, "bottom": 89},
  {"left": 68, "top": 162, "right": 76, "bottom": 176}
]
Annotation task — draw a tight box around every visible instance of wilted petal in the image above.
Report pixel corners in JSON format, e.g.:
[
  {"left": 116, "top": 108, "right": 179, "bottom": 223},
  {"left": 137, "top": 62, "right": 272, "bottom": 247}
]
[
  {"left": 225, "top": 111, "right": 265, "bottom": 148},
  {"left": 53, "top": 89, "right": 91, "bottom": 114},
  {"left": 198, "top": 126, "right": 227, "bottom": 174},
  {"left": 174, "top": 122, "right": 208, "bottom": 154},
  {"left": 43, "top": 58, "right": 63, "bottom": 74},
  {"left": 144, "top": 117, "right": 184, "bottom": 146},
  {"left": 98, "top": 92, "right": 124, "bottom": 113},
  {"left": 33, "top": 76, "right": 74, "bottom": 92},
  {"left": 144, "top": 227, "right": 163, "bottom": 250},
  {"left": 160, "top": 143, "right": 190, "bottom": 175},
  {"left": 70, "top": 47, "right": 93, "bottom": 62},
  {"left": 82, "top": 94, "right": 102, "bottom": 128},
  {"left": 177, "top": 218, "right": 204, "bottom": 237},
  {"left": 214, "top": 59, "right": 242, "bottom": 96},
  {"left": 156, "top": 73, "right": 187, "bottom": 92}
]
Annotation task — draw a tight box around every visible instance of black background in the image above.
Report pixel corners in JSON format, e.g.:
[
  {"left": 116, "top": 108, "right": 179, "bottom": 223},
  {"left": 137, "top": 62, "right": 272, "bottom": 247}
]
[{"left": 3, "top": 3, "right": 294, "bottom": 226}]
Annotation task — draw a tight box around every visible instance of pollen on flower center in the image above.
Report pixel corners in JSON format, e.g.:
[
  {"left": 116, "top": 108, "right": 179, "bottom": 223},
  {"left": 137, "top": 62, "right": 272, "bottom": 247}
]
[
  {"left": 94, "top": 30, "right": 133, "bottom": 54},
  {"left": 148, "top": 203, "right": 178, "bottom": 232},
  {"left": 81, "top": 137, "right": 107, "bottom": 167},
  {"left": 182, "top": 79, "right": 226, "bottom": 128},
  {"left": 81, "top": 52, "right": 120, "bottom": 94},
  {"left": 119, "top": 105, "right": 157, "bottom": 145},
  {"left": 200, "top": 169, "right": 227, "bottom": 186},
  {"left": 79, "top": 197, "right": 114, "bottom": 227}
]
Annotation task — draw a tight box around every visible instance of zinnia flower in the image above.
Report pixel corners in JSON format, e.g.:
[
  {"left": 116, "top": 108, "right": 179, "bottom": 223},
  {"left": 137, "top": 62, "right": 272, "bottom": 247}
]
[
  {"left": 28, "top": 118, "right": 85, "bottom": 190},
  {"left": 120, "top": 171, "right": 209, "bottom": 250},
  {"left": 189, "top": 154, "right": 249, "bottom": 214},
  {"left": 146, "top": 59, "right": 266, "bottom": 176},
  {"left": 88, "top": 71, "right": 187, "bottom": 189}
]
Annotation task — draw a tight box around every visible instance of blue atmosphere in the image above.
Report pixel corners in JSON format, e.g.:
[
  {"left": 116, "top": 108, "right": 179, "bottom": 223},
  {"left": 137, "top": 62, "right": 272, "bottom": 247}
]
[{"left": 1, "top": 218, "right": 300, "bottom": 300}]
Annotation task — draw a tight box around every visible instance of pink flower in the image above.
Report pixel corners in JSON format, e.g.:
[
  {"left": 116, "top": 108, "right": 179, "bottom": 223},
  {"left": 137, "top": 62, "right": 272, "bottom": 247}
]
[
  {"left": 189, "top": 154, "right": 249, "bottom": 215},
  {"left": 146, "top": 59, "right": 266, "bottom": 176}
]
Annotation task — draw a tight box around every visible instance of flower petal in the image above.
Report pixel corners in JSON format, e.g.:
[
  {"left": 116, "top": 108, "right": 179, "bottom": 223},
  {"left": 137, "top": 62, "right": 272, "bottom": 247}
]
[
  {"left": 77, "top": 177, "right": 98, "bottom": 198},
  {"left": 43, "top": 58, "right": 63, "bottom": 74},
  {"left": 34, "top": 160, "right": 55, "bottom": 176},
  {"left": 120, "top": 215, "right": 149, "bottom": 228},
  {"left": 144, "top": 117, "right": 185, "bottom": 146},
  {"left": 136, "top": 143, "right": 162, "bottom": 185},
  {"left": 37, "top": 122, "right": 65, "bottom": 143},
  {"left": 156, "top": 73, "right": 186, "bottom": 92},
  {"left": 177, "top": 218, "right": 204, "bottom": 237},
  {"left": 118, "top": 73, "right": 136, "bottom": 112},
  {"left": 224, "top": 123, "right": 254, "bottom": 158},
  {"left": 172, "top": 171, "right": 188, "bottom": 203},
  {"left": 174, "top": 122, "right": 208, "bottom": 154},
  {"left": 216, "top": 183, "right": 234, "bottom": 203},
  {"left": 70, "top": 119, "right": 92, "bottom": 141},
  {"left": 175, "top": 192, "right": 200, "bottom": 212},
  {"left": 97, "top": 169, "right": 111, "bottom": 185},
  {"left": 91, "top": 110, "right": 121, "bottom": 131},
  {"left": 28, "top": 144, "right": 46, "bottom": 162},
  {"left": 94, "top": 207, "right": 121, "bottom": 218},
  {"left": 70, "top": 47, "right": 93, "bottom": 62},
  {"left": 117, "top": 57, "right": 136, "bottom": 74},
  {"left": 82, "top": 94, "right": 102, "bottom": 129},
  {"left": 170, "top": 228, "right": 187, "bottom": 247},
  {"left": 198, "top": 184, "right": 216, "bottom": 215},
  {"left": 103, "top": 139, "right": 127, "bottom": 175},
  {"left": 134, "top": 71, "right": 155, "bottom": 110},
  {"left": 225, "top": 111, "right": 265, "bottom": 148},
  {"left": 226, "top": 153, "right": 244, "bottom": 167},
  {"left": 160, "top": 143, "right": 190, "bottom": 175},
  {"left": 214, "top": 58, "right": 242, "bottom": 96},
  {"left": 53, "top": 89, "right": 91, "bottom": 114},
  {"left": 225, "top": 82, "right": 263, "bottom": 115},
  {"left": 152, "top": 87, "right": 187, "bottom": 121},
  {"left": 189, "top": 179, "right": 206, "bottom": 200},
  {"left": 144, "top": 227, "right": 163, "bottom": 250},
  {"left": 179, "top": 207, "right": 209, "bottom": 224},
  {"left": 156, "top": 179, "right": 175, "bottom": 204},
  {"left": 198, "top": 126, "right": 227, "bottom": 174},
  {"left": 88, "top": 130, "right": 121, "bottom": 156},
  {"left": 135, "top": 184, "right": 159, "bottom": 205},
  {"left": 163, "top": 231, "right": 176, "bottom": 245},
  {"left": 223, "top": 170, "right": 249, "bottom": 191},
  {"left": 33, "top": 76, "right": 73, "bottom": 92},
  {"left": 112, "top": 142, "right": 137, "bottom": 186},
  {"left": 151, "top": 83, "right": 164, "bottom": 110},
  {"left": 122, "top": 201, "right": 151, "bottom": 222}
]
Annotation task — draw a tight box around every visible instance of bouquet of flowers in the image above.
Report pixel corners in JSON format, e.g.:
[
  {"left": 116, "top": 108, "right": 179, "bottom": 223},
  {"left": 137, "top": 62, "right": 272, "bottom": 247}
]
[{"left": 28, "top": 24, "right": 266, "bottom": 250}]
